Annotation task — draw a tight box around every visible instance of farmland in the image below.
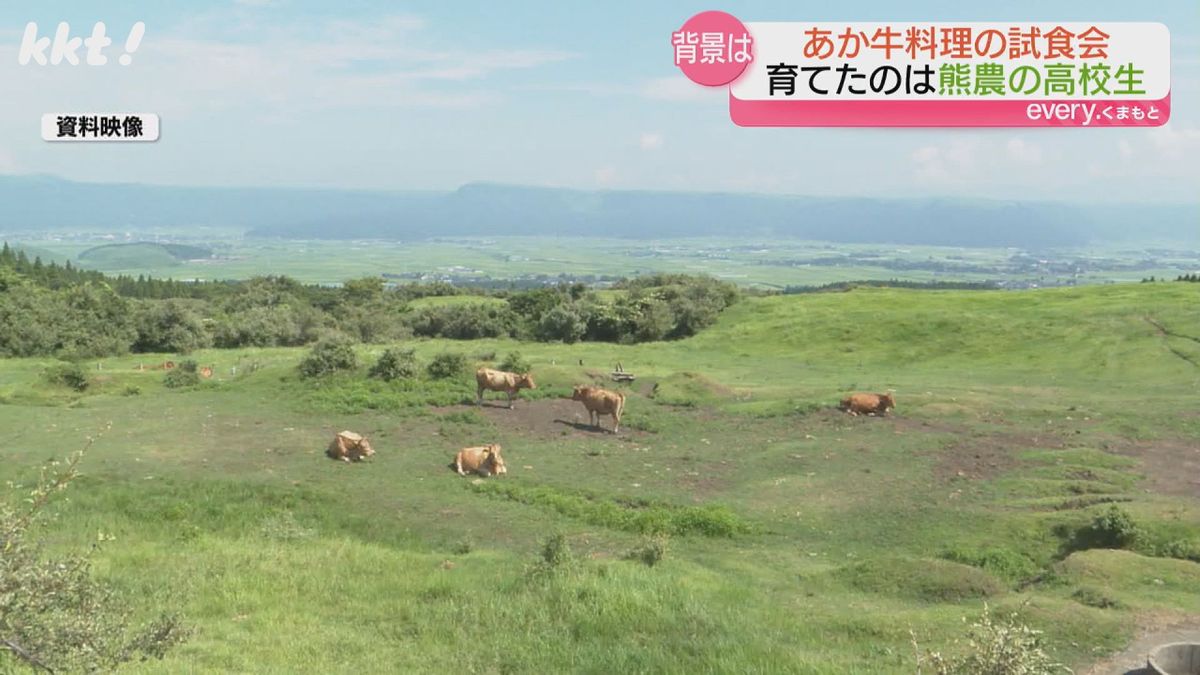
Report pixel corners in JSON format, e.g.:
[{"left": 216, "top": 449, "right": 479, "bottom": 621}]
[
  {"left": 1, "top": 282, "right": 1197, "bottom": 672},
  {"left": 7, "top": 234, "right": 1199, "bottom": 289}
]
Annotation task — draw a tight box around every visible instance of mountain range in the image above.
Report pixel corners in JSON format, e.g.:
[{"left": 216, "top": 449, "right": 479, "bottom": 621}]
[{"left": 0, "top": 175, "right": 1195, "bottom": 248}]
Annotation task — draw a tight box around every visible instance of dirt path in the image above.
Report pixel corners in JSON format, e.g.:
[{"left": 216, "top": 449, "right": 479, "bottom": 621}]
[{"left": 1083, "top": 617, "right": 1200, "bottom": 674}]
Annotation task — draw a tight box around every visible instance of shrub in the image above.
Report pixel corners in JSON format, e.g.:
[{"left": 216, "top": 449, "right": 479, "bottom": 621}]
[
  {"left": 369, "top": 347, "right": 419, "bottom": 381},
  {"left": 625, "top": 535, "right": 669, "bottom": 567},
  {"left": 43, "top": 362, "right": 90, "bottom": 392},
  {"left": 536, "top": 304, "right": 587, "bottom": 343},
  {"left": 426, "top": 352, "right": 468, "bottom": 380},
  {"left": 298, "top": 337, "right": 358, "bottom": 378},
  {"left": 132, "top": 299, "right": 211, "bottom": 354},
  {"left": 918, "top": 604, "right": 1066, "bottom": 675},
  {"left": 1072, "top": 586, "right": 1124, "bottom": 610},
  {"left": 0, "top": 438, "right": 188, "bottom": 671},
  {"left": 122, "top": 384, "right": 142, "bottom": 396},
  {"left": 1084, "top": 505, "right": 1142, "bottom": 549},
  {"left": 163, "top": 367, "right": 200, "bottom": 389},
  {"left": 531, "top": 533, "right": 575, "bottom": 575},
  {"left": 940, "top": 547, "right": 1040, "bottom": 585},
  {"left": 498, "top": 351, "right": 531, "bottom": 374}
]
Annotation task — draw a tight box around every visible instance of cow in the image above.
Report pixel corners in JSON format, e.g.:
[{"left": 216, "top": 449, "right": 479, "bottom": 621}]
[
  {"left": 326, "top": 430, "right": 375, "bottom": 462},
  {"left": 452, "top": 444, "right": 507, "bottom": 477},
  {"left": 475, "top": 368, "right": 536, "bottom": 409},
  {"left": 839, "top": 392, "right": 895, "bottom": 416},
  {"left": 571, "top": 385, "right": 626, "bottom": 433}
]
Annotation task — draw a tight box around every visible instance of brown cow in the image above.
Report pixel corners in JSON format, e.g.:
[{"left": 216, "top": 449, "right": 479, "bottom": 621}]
[
  {"left": 453, "top": 444, "right": 507, "bottom": 477},
  {"left": 326, "top": 430, "right": 376, "bottom": 462},
  {"left": 839, "top": 392, "right": 895, "bottom": 416},
  {"left": 475, "top": 368, "right": 536, "bottom": 409},
  {"left": 571, "top": 385, "right": 626, "bottom": 433}
]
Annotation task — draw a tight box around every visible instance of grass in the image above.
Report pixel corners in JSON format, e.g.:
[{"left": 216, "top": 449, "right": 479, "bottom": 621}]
[{"left": 1, "top": 282, "right": 1198, "bottom": 672}]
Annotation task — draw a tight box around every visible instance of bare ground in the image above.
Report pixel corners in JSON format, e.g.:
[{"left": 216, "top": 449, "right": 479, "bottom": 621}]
[
  {"left": 441, "top": 398, "right": 644, "bottom": 439},
  {"left": 1083, "top": 613, "right": 1200, "bottom": 675},
  {"left": 1110, "top": 439, "right": 1200, "bottom": 499}
]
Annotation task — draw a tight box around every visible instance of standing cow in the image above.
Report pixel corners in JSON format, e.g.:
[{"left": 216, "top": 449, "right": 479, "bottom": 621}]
[
  {"left": 452, "top": 444, "right": 507, "bottom": 477},
  {"left": 838, "top": 392, "right": 895, "bottom": 416},
  {"left": 571, "top": 385, "right": 626, "bottom": 433},
  {"left": 475, "top": 368, "right": 536, "bottom": 409}
]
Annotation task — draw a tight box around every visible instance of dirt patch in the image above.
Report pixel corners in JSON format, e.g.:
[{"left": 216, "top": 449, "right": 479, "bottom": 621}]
[
  {"left": 1082, "top": 612, "right": 1200, "bottom": 674},
  {"left": 1109, "top": 439, "right": 1200, "bottom": 499},
  {"left": 925, "top": 429, "right": 1062, "bottom": 482},
  {"left": 441, "top": 398, "right": 645, "bottom": 439}
]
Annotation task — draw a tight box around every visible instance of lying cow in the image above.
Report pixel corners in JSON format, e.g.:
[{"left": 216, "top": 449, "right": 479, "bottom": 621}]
[
  {"left": 452, "top": 444, "right": 507, "bottom": 477},
  {"left": 839, "top": 392, "right": 895, "bottom": 416},
  {"left": 572, "top": 385, "right": 626, "bottom": 433},
  {"left": 475, "top": 367, "right": 536, "bottom": 409},
  {"left": 326, "top": 430, "right": 375, "bottom": 462}
]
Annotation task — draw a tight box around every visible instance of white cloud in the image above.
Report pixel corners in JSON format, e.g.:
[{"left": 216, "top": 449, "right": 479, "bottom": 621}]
[
  {"left": 639, "top": 132, "right": 663, "bottom": 150},
  {"left": 911, "top": 139, "right": 979, "bottom": 183},
  {"left": 1005, "top": 138, "right": 1043, "bottom": 164},
  {"left": 0, "top": 12, "right": 574, "bottom": 120}
]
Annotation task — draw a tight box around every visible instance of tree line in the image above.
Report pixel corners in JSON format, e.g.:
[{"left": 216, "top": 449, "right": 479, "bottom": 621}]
[{"left": 0, "top": 244, "right": 739, "bottom": 358}]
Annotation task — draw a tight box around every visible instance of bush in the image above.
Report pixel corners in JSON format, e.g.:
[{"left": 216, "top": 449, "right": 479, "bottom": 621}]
[
  {"left": 298, "top": 337, "right": 358, "bottom": 378},
  {"left": 132, "top": 300, "right": 211, "bottom": 354},
  {"left": 531, "top": 533, "right": 575, "bottom": 575},
  {"left": 498, "top": 351, "right": 531, "bottom": 374},
  {"left": 625, "top": 535, "right": 669, "bottom": 567},
  {"left": 919, "top": 604, "right": 1066, "bottom": 675},
  {"left": 43, "top": 362, "right": 90, "bottom": 392},
  {"left": 122, "top": 384, "right": 142, "bottom": 396},
  {"left": 163, "top": 367, "right": 200, "bottom": 389},
  {"left": 369, "top": 347, "right": 419, "bottom": 381},
  {"left": 535, "top": 304, "right": 587, "bottom": 343},
  {"left": 1084, "top": 505, "right": 1142, "bottom": 549},
  {"left": 426, "top": 352, "right": 468, "bottom": 380},
  {"left": 0, "top": 439, "right": 188, "bottom": 671},
  {"left": 406, "top": 303, "right": 516, "bottom": 340}
]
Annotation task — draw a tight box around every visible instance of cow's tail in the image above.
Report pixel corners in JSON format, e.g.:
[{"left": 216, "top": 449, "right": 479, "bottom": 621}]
[{"left": 616, "top": 392, "right": 626, "bottom": 420}]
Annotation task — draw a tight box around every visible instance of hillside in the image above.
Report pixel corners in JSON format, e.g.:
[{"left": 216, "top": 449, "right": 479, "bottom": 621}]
[
  {"left": 76, "top": 242, "right": 214, "bottom": 270},
  {"left": 1, "top": 175, "right": 1196, "bottom": 247},
  {"left": 0, "top": 283, "right": 1196, "bottom": 672}
]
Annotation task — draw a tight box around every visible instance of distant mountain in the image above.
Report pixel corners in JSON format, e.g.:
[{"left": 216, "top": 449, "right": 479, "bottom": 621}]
[{"left": 0, "top": 175, "right": 1195, "bottom": 248}]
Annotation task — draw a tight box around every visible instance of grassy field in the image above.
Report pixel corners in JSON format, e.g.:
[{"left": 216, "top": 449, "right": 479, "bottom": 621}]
[
  {"left": 1, "top": 283, "right": 1198, "bottom": 672},
  {"left": 12, "top": 235, "right": 1199, "bottom": 287}
]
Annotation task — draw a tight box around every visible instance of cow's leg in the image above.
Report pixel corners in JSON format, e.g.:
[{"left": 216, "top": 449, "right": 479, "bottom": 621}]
[
  {"left": 612, "top": 412, "right": 620, "bottom": 434},
  {"left": 507, "top": 390, "right": 515, "bottom": 409},
  {"left": 477, "top": 385, "right": 484, "bottom": 406}
]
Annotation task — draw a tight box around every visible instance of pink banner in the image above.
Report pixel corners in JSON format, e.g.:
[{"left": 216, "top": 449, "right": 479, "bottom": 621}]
[{"left": 730, "top": 93, "right": 1171, "bottom": 127}]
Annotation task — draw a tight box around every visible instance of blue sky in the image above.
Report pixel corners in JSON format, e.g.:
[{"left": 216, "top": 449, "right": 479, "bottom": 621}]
[{"left": 0, "top": 1, "right": 1197, "bottom": 203}]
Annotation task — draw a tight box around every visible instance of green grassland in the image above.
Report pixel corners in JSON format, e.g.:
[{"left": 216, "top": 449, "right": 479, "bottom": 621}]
[
  {"left": 1, "top": 283, "right": 1198, "bottom": 672},
  {"left": 15, "top": 236, "right": 1199, "bottom": 287}
]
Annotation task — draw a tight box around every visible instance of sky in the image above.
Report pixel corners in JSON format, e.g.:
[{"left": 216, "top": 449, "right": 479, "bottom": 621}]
[{"left": 0, "top": 1, "right": 1197, "bottom": 204}]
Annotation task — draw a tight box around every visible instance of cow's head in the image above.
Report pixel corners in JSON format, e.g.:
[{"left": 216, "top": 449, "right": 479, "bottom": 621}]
[
  {"left": 485, "top": 444, "right": 507, "bottom": 475},
  {"left": 354, "top": 438, "right": 376, "bottom": 460},
  {"left": 517, "top": 373, "right": 536, "bottom": 390},
  {"left": 571, "top": 385, "right": 589, "bottom": 401},
  {"left": 880, "top": 393, "right": 896, "bottom": 411}
]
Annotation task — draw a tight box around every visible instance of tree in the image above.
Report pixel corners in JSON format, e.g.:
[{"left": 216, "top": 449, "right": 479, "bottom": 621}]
[
  {"left": 133, "top": 300, "right": 211, "bottom": 354},
  {"left": 535, "top": 304, "right": 587, "bottom": 343}
]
